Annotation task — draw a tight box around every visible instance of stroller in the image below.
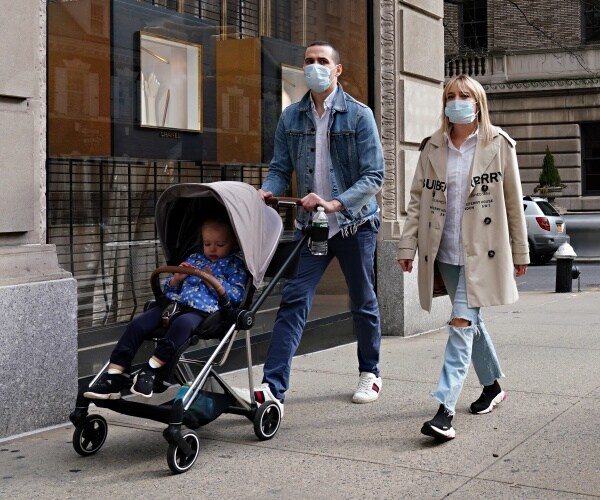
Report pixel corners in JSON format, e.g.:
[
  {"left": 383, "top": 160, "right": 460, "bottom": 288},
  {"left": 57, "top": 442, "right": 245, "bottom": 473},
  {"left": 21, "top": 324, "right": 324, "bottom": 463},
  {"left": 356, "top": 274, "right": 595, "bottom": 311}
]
[{"left": 70, "top": 181, "right": 313, "bottom": 474}]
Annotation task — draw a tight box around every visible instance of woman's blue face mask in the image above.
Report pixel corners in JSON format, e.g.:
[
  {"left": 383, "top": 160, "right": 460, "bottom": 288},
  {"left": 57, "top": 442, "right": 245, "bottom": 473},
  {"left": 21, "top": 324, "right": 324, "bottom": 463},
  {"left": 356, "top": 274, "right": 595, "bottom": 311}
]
[{"left": 445, "top": 100, "right": 477, "bottom": 124}]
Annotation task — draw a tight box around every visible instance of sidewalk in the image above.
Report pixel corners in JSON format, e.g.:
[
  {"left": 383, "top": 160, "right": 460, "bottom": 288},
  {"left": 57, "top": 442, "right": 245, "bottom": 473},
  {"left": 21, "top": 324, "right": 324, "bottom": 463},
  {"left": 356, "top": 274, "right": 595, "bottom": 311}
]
[{"left": 1, "top": 291, "right": 599, "bottom": 499}]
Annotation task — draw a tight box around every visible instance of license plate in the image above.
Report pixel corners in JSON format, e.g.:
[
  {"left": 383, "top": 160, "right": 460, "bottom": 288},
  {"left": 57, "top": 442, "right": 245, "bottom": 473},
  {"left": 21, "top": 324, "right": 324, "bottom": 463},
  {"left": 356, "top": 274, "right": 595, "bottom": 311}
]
[{"left": 557, "top": 224, "right": 563, "bottom": 233}]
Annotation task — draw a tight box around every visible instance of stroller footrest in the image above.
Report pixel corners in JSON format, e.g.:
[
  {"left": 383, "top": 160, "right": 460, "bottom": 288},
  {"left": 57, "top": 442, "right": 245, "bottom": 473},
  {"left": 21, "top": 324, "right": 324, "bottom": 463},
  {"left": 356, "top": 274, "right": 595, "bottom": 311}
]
[{"left": 92, "top": 398, "right": 174, "bottom": 425}]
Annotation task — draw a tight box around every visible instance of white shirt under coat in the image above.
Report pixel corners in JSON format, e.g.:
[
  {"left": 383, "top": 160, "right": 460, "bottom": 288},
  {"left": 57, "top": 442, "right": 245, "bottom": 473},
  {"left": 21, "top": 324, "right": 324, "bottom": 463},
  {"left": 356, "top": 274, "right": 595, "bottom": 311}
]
[
  {"left": 437, "top": 129, "right": 478, "bottom": 266},
  {"left": 309, "top": 88, "right": 341, "bottom": 239}
]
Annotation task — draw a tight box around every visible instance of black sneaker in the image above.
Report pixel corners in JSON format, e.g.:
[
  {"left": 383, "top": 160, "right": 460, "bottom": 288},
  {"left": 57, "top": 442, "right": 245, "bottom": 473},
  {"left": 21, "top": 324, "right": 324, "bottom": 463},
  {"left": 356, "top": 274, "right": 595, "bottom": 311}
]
[
  {"left": 131, "top": 366, "right": 157, "bottom": 398},
  {"left": 421, "top": 404, "right": 456, "bottom": 440},
  {"left": 470, "top": 382, "right": 506, "bottom": 414},
  {"left": 83, "top": 372, "right": 129, "bottom": 400}
]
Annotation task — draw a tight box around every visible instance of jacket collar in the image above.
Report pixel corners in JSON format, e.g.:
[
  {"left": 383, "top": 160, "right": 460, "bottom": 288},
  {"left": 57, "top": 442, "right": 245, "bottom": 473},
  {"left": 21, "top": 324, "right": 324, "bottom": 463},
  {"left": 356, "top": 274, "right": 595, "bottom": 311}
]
[
  {"left": 427, "top": 126, "right": 503, "bottom": 197},
  {"left": 427, "top": 131, "right": 448, "bottom": 195},
  {"left": 297, "top": 83, "right": 347, "bottom": 113}
]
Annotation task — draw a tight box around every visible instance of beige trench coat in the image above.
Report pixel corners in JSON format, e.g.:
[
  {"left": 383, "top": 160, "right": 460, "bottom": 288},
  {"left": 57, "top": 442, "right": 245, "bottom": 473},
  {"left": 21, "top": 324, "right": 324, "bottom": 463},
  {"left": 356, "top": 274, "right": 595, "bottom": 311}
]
[{"left": 397, "top": 126, "right": 529, "bottom": 312}]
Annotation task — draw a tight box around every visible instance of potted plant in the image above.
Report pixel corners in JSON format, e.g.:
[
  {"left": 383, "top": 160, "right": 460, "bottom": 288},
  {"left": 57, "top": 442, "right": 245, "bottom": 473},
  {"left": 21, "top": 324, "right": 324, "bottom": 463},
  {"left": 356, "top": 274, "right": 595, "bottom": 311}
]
[{"left": 533, "top": 146, "right": 566, "bottom": 204}]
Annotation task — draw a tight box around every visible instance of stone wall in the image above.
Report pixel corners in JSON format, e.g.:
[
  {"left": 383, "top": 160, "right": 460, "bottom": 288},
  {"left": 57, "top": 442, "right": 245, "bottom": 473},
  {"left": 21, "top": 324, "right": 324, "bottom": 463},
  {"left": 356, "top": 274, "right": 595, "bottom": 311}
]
[
  {"left": 489, "top": 0, "right": 580, "bottom": 50},
  {"left": 0, "top": 0, "right": 77, "bottom": 440},
  {"left": 375, "top": 0, "right": 450, "bottom": 336}
]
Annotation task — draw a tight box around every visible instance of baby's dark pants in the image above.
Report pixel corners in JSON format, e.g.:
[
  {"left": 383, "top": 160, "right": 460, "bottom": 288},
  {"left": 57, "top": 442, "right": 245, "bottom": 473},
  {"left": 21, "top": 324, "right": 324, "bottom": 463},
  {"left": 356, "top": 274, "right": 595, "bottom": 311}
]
[{"left": 109, "top": 305, "right": 206, "bottom": 372}]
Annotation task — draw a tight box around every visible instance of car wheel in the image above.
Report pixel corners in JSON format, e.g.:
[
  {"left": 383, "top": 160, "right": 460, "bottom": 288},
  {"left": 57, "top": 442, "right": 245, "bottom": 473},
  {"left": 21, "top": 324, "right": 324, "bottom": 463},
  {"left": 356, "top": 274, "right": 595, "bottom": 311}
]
[
  {"left": 529, "top": 242, "right": 541, "bottom": 265},
  {"left": 537, "top": 253, "right": 553, "bottom": 265}
]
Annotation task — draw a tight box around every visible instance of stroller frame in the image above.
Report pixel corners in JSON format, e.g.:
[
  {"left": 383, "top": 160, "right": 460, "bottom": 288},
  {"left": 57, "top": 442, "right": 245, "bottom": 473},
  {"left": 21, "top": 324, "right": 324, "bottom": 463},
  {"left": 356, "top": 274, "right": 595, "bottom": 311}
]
[{"left": 70, "top": 189, "right": 310, "bottom": 474}]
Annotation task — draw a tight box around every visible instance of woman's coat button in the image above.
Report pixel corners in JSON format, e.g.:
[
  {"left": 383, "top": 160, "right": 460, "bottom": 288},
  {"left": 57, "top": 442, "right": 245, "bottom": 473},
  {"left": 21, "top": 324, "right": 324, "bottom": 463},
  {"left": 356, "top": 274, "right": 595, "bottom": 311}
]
[
  {"left": 482, "top": 185, "right": 488, "bottom": 192},
  {"left": 484, "top": 217, "right": 491, "bottom": 224},
  {"left": 488, "top": 250, "right": 495, "bottom": 257}
]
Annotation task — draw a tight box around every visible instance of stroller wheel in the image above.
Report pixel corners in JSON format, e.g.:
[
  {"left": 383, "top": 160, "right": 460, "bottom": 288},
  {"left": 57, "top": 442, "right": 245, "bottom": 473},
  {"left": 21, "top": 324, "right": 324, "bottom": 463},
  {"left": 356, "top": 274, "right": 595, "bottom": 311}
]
[
  {"left": 72, "top": 414, "right": 108, "bottom": 456},
  {"left": 166, "top": 430, "right": 200, "bottom": 474},
  {"left": 253, "top": 401, "right": 281, "bottom": 441}
]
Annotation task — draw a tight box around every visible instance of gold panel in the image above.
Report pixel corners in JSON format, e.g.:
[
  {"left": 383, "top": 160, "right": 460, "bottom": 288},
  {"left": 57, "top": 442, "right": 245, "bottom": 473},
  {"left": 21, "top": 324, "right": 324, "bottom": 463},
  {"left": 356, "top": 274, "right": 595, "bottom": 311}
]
[
  {"left": 216, "top": 38, "right": 262, "bottom": 164},
  {"left": 48, "top": 1, "right": 111, "bottom": 156}
]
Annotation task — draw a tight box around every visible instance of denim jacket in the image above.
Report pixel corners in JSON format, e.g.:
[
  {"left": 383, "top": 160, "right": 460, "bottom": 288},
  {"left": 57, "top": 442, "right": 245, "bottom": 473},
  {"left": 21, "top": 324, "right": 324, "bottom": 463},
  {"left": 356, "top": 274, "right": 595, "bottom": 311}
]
[{"left": 262, "top": 84, "right": 384, "bottom": 235}]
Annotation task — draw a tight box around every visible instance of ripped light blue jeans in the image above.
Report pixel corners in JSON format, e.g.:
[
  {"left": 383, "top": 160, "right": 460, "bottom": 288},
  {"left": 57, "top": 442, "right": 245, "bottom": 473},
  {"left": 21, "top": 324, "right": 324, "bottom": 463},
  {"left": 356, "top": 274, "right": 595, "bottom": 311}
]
[{"left": 433, "top": 262, "right": 504, "bottom": 414}]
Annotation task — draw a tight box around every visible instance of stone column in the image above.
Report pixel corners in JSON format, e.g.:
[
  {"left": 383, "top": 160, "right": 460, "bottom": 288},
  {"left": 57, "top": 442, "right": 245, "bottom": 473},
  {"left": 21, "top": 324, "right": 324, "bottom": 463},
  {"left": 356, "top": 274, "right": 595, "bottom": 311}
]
[
  {"left": 0, "top": 1, "right": 77, "bottom": 438},
  {"left": 375, "top": 0, "right": 450, "bottom": 336}
]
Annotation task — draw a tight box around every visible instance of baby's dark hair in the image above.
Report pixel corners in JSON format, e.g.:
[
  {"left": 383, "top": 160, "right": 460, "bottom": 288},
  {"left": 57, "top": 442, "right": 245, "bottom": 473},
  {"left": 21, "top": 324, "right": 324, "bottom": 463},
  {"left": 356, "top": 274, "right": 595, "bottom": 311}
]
[{"left": 201, "top": 215, "right": 233, "bottom": 234}]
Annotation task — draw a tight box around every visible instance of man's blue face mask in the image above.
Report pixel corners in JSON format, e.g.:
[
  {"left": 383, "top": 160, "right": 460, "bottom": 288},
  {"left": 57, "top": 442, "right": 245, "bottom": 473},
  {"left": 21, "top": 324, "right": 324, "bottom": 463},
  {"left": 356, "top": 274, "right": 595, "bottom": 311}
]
[
  {"left": 304, "top": 63, "right": 334, "bottom": 93},
  {"left": 445, "top": 100, "right": 477, "bottom": 124}
]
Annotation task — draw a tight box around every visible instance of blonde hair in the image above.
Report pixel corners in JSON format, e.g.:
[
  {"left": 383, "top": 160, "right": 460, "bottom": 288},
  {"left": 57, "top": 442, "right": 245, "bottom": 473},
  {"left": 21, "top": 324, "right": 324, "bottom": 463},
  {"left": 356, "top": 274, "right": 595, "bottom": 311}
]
[{"left": 441, "top": 74, "right": 493, "bottom": 144}]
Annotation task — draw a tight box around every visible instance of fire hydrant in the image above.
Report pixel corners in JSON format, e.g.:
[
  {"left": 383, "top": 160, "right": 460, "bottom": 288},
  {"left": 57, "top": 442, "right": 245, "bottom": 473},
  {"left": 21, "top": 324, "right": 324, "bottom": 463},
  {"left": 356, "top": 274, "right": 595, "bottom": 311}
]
[{"left": 554, "top": 242, "right": 580, "bottom": 293}]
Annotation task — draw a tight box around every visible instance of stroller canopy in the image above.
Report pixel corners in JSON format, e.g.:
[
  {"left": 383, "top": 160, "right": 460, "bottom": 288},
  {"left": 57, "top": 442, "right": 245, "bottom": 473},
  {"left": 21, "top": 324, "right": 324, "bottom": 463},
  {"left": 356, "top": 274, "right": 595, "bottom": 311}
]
[{"left": 155, "top": 182, "right": 283, "bottom": 286}]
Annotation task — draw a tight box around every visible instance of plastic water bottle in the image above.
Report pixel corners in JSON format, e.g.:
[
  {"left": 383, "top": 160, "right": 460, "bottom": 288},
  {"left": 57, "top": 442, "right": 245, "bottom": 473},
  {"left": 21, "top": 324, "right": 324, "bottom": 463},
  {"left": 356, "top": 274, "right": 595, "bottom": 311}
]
[{"left": 310, "top": 206, "right": 328, "bottom": 256}]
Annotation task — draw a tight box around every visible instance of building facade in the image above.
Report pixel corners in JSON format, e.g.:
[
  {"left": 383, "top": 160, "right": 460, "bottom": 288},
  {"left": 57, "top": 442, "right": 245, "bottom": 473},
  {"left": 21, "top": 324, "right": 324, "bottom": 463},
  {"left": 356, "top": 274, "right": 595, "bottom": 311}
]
[{"left": 444, "top": 0, "right": 600, "bottom": 211}]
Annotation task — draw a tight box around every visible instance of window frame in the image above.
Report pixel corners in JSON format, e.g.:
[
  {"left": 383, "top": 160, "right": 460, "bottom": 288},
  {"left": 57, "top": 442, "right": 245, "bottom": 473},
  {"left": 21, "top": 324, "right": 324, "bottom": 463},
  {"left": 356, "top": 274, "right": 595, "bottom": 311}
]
[
  {"left": 580, "top": 122, "right": 600, "bottom": 195},
  {"left": 459, "top": 0, "right": 488, "bottom": 52},
  {"left": 582, "top": 0, "right": 600, "bottom": 44}
]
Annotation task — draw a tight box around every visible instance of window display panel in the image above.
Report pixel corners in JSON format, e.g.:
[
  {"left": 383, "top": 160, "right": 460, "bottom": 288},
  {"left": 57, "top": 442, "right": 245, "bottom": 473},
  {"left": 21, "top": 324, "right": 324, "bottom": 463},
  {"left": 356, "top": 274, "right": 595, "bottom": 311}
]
[
  {"left": 281, "top": 64, "right": 308, "bottom": 111},
  {"left": 140, "top": 32, "right": 202, "bottom": 131}
]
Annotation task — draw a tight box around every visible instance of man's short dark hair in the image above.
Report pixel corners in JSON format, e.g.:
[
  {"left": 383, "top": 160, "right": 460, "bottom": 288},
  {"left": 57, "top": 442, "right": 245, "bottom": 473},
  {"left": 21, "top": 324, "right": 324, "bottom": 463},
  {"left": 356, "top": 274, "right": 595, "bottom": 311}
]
[{"left": 308, "top": 41, "right": 340, "bottom": 65}]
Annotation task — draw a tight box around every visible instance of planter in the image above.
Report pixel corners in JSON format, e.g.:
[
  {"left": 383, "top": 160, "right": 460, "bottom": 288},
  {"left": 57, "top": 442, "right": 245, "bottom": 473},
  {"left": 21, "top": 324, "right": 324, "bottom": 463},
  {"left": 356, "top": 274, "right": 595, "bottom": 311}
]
[
  {"left": 534, "top": 185, "right": 565, "bottom": 212},
  {"left": 535, "top": 186, "right": 564, "bottom": 196}
]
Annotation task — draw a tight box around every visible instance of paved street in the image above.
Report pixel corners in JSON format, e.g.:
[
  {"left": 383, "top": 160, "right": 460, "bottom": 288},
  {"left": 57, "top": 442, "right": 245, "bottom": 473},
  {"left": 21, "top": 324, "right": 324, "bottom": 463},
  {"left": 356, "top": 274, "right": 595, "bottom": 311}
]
[{"left": 517, "top": 260, "right": 600, "bottom": 292}]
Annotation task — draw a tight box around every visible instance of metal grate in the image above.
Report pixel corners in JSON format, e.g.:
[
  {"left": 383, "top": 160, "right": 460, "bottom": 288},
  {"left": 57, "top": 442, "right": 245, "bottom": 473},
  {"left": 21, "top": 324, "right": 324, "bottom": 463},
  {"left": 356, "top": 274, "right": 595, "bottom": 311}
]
[
  {"left": 46, "top": 158, "right": 270, "bottom": 330},
  {"left": 136, "top": 0, "right": 261, "bottom": 38}
]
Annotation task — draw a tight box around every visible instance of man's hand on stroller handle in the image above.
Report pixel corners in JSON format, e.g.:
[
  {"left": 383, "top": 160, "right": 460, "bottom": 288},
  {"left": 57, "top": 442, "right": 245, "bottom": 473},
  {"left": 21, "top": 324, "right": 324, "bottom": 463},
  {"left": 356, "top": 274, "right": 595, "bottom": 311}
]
[
  {"left": 258, "top": 188, "right": 272, "bottom": 201},
  {"left": 259, "top": 189, "right": 342, "bottom": 213},
  {"left": 300, "top": 193, "right": 342, "bottom": 214}
]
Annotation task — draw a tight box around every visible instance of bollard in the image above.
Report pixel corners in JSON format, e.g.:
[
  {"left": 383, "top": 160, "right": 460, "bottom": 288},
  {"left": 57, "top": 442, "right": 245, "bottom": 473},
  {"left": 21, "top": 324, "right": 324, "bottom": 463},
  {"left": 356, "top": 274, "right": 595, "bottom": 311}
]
[{"left": 554, "top": 242, "right": 578, "bottom": 293}]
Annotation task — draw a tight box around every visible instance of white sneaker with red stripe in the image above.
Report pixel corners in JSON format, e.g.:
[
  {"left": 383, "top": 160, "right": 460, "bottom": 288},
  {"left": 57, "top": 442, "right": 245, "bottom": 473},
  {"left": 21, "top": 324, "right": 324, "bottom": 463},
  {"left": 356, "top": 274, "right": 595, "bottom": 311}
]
[
  {"left": 352, "top": 372, "right": 382, "bottom": 403},
  {"left": 231, "top": 383, "right": 285, "bottom": 418},
  {"left": 254, "top": 383, "right": 284, "bottom": 418}
]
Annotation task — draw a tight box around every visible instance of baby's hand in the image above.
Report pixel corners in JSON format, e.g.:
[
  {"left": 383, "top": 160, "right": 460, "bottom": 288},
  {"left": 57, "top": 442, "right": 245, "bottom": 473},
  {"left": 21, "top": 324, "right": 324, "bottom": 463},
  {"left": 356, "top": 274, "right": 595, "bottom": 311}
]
[
  {"left": 202, "top": 266, "right": 213, "bottom": 277},
  {"left": 170, "top": 262, "right": 195, "bottom": 286}
]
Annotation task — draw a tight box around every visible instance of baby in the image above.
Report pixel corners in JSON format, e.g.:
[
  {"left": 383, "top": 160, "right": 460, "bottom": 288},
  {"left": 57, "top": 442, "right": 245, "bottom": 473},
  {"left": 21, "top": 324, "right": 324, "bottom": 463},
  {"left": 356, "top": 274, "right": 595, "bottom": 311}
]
[{"left": 84, "top": 216, "right": 248, "bottom": 399}]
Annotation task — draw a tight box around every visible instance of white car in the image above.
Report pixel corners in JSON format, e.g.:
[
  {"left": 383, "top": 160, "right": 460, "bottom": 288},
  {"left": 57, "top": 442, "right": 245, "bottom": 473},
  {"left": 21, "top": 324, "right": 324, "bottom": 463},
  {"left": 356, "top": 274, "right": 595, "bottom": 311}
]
[{"left": 523, "top": 196, "right": 570, "bottom": 265}]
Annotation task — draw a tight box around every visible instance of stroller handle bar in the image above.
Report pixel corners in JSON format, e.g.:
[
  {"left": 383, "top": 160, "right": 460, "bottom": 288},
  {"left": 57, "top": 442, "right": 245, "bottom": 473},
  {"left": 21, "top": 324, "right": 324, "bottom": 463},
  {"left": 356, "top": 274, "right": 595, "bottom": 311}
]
[
  {"left": 150, "top": 266, "right": 227, "bottom": 302},
  {"left": 265, "top": 196, "right": 302, "bottom": 208}
]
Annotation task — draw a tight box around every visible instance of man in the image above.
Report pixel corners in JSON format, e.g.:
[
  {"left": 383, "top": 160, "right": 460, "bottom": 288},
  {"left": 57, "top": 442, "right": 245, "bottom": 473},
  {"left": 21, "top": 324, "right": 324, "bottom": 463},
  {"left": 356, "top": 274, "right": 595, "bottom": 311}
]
[{"left": 250, "top": 41, "right": 385, "bottom": 414}]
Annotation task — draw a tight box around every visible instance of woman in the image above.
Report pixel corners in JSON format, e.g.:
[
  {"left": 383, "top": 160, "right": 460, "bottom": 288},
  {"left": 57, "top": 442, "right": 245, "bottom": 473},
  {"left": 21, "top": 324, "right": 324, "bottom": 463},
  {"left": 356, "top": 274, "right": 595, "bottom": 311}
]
[{"left": 397, "top": 74, "right": 529, "bottom": 440}]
